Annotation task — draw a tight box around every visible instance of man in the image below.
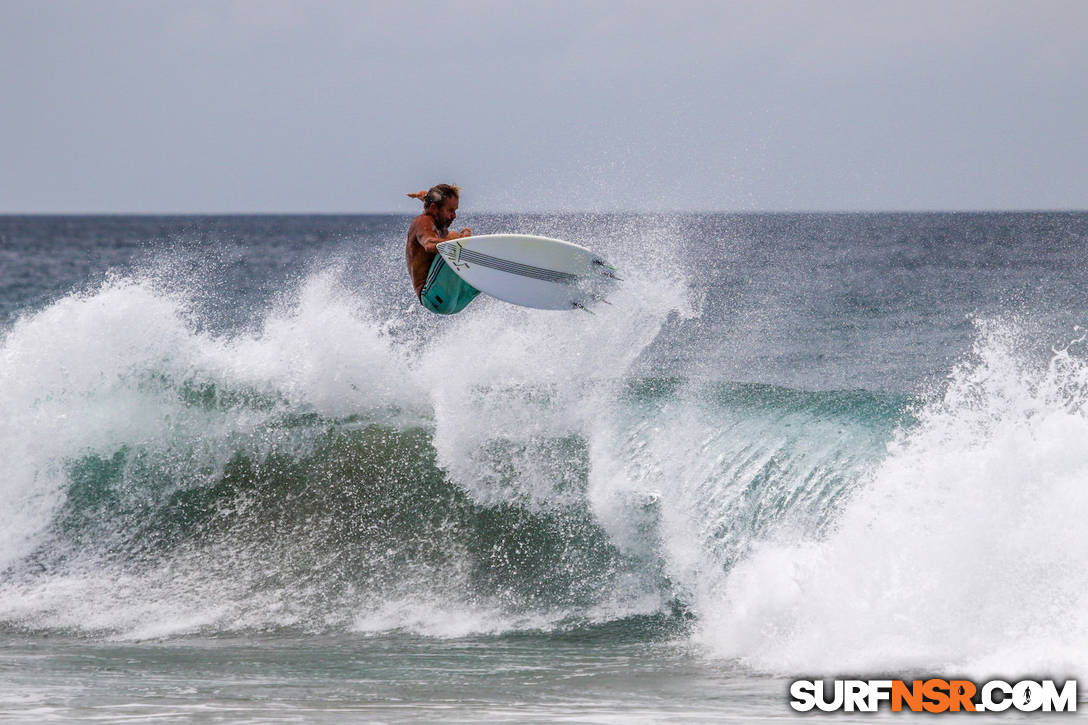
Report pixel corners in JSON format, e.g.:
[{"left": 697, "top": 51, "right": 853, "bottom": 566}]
[{"left": 405, "top": 184, "right": 480, "bottom": 315}]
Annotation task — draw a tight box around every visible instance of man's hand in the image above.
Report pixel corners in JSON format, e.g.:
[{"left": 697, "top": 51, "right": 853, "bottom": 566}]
[
  {"left": 459, "top": 227, "right": 472, "bottom": 237},
  {"left": 407, "top": 190, "right": 427, "bottom": 200}
]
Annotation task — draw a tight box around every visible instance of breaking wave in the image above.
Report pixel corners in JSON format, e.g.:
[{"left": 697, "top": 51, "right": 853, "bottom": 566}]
[{"left": 2, "top": 248, "right": 1085, "bottom": 682}]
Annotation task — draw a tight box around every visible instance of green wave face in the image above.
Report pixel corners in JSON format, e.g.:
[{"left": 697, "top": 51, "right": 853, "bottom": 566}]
[{"left": 2, "top": 374, "right": 908, "bottom": 639}]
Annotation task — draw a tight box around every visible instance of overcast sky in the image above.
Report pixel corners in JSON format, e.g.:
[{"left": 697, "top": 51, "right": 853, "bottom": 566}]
[{"left": 2, "top": 0, "right": 1086, "bottom": 213}]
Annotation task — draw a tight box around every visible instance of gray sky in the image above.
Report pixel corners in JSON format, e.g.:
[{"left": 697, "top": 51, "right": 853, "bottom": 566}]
[{"left": 2, "top": 0, "right": 1086, "bottom": 213}]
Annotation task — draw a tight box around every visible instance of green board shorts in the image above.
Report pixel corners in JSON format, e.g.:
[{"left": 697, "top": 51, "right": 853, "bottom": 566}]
[{"left": 419, "top": 254, "right": 480, "bottom": 315}]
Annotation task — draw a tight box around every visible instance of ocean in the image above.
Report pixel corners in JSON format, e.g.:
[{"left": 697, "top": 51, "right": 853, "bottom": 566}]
[{"left": 1, "top": 212, "right": 1086, "bottom": 722}]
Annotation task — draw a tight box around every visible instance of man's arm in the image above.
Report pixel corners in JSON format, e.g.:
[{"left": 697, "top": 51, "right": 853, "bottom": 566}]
[{"left": 414, "top": 216, "right": 472, "bottom": 253}]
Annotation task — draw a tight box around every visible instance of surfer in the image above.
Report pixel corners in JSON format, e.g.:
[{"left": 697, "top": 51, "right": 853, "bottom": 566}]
[{"left": 405, "top": 184, "right": 480, "bottom": 315}]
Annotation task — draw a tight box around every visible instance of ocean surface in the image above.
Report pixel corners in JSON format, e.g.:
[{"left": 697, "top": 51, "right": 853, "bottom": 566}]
[{"left": 1, "top": 212, "right": 1087, "bottom": 722}]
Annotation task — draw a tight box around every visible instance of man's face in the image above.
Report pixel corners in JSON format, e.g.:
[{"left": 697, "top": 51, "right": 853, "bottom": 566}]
[{"left": 434, "top": 197, "right": 458, "bottom": 228}]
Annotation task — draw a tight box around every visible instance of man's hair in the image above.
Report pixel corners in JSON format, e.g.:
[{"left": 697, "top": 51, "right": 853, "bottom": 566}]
[{"left": 423, "top": 184, "right": 460, "bottom": 208}]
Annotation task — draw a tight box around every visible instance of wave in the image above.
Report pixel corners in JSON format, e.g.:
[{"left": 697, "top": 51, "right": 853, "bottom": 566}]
[
  {"left": 0, "top": 253, "right": 702, "bottom": 638},
  {"left": 696, "top": 321, "right": 1088, "bottom": 677},
  {"left": 2, "top": 255, "right": 1086, "bottom": 680}
]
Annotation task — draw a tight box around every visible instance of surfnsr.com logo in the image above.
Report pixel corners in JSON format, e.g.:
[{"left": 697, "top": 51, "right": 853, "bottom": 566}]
[{"left": 789, "top": 679, "right": 1077, "bottom": 713}]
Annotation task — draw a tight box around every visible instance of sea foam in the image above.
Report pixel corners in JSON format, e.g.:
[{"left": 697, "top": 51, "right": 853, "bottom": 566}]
[{"left": 696, "top": 321, "right": 1088, "bottom": 677}]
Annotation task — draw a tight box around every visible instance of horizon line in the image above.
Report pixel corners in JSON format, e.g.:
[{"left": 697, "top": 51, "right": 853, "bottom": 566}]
[{"left": 2, "top": 208, "right": 1087, "bottom": 217}]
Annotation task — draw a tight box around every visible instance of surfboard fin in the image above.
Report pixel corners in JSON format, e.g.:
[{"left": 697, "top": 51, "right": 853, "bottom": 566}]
[{"left": 593, "top": 258, "right": 623, "bottom": 281}]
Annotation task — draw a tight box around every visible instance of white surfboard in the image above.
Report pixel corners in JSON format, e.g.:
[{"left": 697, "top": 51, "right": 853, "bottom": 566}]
[{"left": 435, "top": 234, "right": 619, "bottom": 310}]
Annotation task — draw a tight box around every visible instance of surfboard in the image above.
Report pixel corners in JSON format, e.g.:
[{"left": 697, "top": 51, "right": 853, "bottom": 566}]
[{"left": 435, "top": 234, "right": 619, "bottom": 311}]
